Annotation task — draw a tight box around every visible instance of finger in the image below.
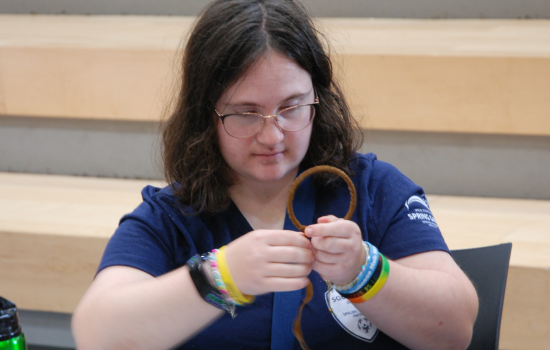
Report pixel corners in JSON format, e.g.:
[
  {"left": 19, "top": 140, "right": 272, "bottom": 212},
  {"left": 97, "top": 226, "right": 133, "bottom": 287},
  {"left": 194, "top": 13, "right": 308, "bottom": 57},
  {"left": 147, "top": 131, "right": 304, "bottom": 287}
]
[
  {"left": 264, "top": 262, "right": 312, "bottom": 278},
  {"left": 310, "top": 236, "right": 353, "bottom": 254},
  {"left": 311, "top": 259, "right": 359, "bottom": 284},
  {"left": 316, "top": 215, "right": 340, "bottom": 224},
  {"left": 311, "top": 259, "right": 340, "bottom": 279},
  {"left": 304, "top": 220, "right": 357, "bottom": 239},
  {"left": 259, "top": 230, "right": 311, "bottom": 248},
  {"left": 266, "top": 246, "right": 314, "bottom": 264},
  {"left": 264, "top": 277, "right": 311, "bottom": 292},
  {"left": 313, "top": 249, "right": 346, "bottom": 264}
]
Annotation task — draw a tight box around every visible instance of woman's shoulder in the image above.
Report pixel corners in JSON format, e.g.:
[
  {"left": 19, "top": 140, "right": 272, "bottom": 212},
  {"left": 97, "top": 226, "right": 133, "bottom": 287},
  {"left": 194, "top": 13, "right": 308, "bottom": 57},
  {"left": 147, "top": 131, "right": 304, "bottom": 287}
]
[
  {"left": 349, "top": 152, "right": 422, "bottom": 213},
  {"left": 141, "top": 184, "right": 174, "bottom": 202},
  {"left": 138, "top": 184, "right": 194, "bottom": 214},
  {"left": 349, "top": 152, "right": 405, "bottom": 184},
  {"left": 119, "top": 184, "right": 201, "bottom": 232}
]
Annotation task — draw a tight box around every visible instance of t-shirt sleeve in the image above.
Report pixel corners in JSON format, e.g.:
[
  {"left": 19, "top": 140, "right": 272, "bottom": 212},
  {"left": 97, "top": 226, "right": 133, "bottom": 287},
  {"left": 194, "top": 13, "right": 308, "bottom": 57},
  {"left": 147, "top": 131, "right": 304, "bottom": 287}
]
[
  {"left": 366, "top": 159, "right": 449, "bottom": 260},
  {"left": 97, "top": 186, "right": 182, "bottom": 277}
]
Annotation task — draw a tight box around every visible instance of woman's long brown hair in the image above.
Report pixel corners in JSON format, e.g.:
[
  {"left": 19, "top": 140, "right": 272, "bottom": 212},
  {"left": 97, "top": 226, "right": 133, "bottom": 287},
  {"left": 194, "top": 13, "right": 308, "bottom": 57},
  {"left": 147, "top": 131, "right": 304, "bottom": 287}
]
[{"left": 162, "top": 0, "right": 363, "bottom": 215}]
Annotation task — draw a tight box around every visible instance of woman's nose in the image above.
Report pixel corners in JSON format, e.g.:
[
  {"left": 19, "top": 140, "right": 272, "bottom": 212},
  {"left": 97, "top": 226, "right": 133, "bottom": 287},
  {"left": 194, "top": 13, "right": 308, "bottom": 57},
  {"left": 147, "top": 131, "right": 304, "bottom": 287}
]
[{"left": 256, "top": 117, "right": 284, "bottom": 145}]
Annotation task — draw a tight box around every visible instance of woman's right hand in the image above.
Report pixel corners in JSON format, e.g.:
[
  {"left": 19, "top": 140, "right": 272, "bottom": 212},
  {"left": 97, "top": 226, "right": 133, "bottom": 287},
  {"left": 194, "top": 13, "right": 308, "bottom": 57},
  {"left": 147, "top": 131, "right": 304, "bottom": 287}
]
[{"left": 223, "top": 230, "right": 314, "bottom": 295}]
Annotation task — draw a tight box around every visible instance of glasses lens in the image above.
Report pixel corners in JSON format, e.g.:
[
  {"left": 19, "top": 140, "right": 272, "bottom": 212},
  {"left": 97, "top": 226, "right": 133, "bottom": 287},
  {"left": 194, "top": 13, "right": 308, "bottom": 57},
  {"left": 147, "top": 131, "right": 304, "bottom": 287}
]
[
  {"left": 223, "top": 113, "right": 263, "bottom": 137},
  {"left": 277, "top": 105, "right": 315, "bottom": 131}
]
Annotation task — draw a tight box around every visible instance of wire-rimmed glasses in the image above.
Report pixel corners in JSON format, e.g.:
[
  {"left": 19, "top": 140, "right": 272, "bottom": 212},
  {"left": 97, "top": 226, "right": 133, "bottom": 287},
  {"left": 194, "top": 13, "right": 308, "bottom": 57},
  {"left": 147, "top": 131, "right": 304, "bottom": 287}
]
[{"left": 215, "top": 97, "right": 319, "bottom": 138}]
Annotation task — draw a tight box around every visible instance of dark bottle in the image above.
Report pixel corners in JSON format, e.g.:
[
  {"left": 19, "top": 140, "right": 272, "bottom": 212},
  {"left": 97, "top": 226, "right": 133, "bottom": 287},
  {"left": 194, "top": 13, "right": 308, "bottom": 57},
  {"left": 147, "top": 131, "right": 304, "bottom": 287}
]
[{"left": 0, "top": 297, "right": 26, "bottom": 350}]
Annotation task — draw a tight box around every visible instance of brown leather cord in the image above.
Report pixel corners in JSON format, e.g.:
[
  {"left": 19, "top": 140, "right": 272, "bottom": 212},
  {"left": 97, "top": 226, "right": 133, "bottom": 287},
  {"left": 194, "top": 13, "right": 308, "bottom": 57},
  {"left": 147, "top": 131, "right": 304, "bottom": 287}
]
[
  {"left": 292, "top": 281, "right": 314, "bottom": 350},
  {"left": 287, "top": 165, "right": 357, "bottom": 350}
]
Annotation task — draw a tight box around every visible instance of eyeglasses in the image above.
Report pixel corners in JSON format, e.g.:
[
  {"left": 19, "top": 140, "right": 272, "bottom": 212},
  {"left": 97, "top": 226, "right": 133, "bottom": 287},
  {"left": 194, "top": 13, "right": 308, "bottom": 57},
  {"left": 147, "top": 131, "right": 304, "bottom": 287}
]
[{"left": 215, "top": 97, "right": 319, "bottom": 138}]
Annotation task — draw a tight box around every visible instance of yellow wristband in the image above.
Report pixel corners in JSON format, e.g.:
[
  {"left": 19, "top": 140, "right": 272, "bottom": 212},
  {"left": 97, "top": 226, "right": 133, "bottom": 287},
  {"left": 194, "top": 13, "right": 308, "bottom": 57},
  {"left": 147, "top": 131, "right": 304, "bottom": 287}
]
[{"left": 216, "top": 246, "right": 255, "bottom": 305}]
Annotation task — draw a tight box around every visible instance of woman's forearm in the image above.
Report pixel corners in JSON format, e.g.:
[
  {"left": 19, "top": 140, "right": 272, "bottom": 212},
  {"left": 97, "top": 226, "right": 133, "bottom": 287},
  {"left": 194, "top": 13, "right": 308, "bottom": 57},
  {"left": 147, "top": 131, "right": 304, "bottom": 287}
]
[
  {"left": 354, "top": 253, "right": 478, "bottom": 350},
  {"left": 72, "top": 266, "right": 224, "bottom": 350}
]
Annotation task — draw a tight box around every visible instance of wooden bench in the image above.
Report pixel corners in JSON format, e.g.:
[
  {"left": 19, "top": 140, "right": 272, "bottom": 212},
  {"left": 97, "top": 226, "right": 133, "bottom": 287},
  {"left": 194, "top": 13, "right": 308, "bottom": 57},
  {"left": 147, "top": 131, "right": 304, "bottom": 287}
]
[
  {"left": 0, "top": 172, "right": 548, "bottom": 349},
  {"left": 0, "top": 172, "right": 164, "bottom": 312},
  {"left": 0, "top": 15, "right": 549, "bottom": 136}
]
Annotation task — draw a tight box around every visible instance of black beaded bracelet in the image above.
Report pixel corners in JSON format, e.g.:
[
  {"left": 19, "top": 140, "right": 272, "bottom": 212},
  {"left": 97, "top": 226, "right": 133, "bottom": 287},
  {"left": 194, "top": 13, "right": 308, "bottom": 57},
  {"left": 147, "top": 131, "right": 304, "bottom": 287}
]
[
  {"left": 186, "top": 254, "right": 237, "bottom": 318},
  {"left": 186, "top": 255, "right": 219, "bottom": 299}
]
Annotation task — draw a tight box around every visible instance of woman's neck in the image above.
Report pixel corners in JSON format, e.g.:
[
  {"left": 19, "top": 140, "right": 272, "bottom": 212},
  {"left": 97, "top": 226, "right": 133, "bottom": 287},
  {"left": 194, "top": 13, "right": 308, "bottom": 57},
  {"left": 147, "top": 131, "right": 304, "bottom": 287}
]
[{"left": 229, "top": 173, "right": 296, "bottom": 231}]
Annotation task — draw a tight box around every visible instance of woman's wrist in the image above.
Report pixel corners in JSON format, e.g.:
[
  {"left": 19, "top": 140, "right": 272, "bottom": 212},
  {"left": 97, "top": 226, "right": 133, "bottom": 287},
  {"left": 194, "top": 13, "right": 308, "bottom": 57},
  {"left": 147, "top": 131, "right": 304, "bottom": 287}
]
[
  {"left": 330, "top": 241, "right": 370, "bottom": 290},
  {"left": 186, "top": 246, "right": 255, "bottom": 319},
  {"left": 216, "top": 246, "right": 255, "bottom": 305},
  {"left": 331, "top": 241, "right": 374, "bottom": 292},
  {"left": 186, "top": 254, "right": 237, "bottom": 318},
  {"left": 328, "top": 242, "right": 390, "bottom": 304}
]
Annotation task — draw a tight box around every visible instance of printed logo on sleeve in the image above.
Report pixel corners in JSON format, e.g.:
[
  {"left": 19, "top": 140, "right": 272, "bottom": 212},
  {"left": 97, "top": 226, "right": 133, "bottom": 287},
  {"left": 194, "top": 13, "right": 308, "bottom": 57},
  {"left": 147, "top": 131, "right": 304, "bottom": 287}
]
[
  {"left": 404, "top": 195, "right": 430, "bottom": 210},
  {"left": 404, "top": 195, "right": 438, "bottom": 228},
  {"left": 325, "top": 289, "right": 379, "bottom": 342}
]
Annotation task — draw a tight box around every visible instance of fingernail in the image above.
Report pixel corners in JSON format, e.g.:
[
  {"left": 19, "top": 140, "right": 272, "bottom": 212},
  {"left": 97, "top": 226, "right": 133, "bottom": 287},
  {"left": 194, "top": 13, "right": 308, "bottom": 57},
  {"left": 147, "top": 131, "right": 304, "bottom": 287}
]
[{"left": 305, "top": 227, "right": 312, "bottom": 236}]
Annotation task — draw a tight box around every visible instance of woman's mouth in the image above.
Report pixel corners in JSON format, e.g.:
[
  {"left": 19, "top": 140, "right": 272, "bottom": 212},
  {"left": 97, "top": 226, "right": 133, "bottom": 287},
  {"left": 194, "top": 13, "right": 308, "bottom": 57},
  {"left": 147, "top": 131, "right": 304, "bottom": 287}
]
[{"left": 254, "top": 151, "right": 283, "bottom": 160}]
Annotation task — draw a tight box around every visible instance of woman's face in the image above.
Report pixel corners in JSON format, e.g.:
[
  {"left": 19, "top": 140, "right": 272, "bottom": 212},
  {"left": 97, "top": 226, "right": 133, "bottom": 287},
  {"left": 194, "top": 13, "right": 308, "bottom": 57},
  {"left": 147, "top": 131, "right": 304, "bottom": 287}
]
[{"left": 215, "top": 51, "right": 314, "bottom": 187}]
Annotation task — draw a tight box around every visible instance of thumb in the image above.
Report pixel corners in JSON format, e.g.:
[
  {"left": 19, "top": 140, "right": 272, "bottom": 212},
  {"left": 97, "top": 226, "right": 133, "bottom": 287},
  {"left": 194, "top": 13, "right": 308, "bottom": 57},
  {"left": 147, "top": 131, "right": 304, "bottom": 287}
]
[{"left": 317, "top": 215, "right": 340, "bottom": 224}]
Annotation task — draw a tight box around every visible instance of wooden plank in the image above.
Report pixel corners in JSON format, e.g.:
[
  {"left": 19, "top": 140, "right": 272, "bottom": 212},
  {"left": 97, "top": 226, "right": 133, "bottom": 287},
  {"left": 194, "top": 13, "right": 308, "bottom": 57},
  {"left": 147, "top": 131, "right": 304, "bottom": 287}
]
[
  {"left": 428, "top": 195, "right": 550, "bottom": 269},
  {"left": 1, "top": 47, "right": 174, "bottom": 121},
  {"left": 0, "top": 47, "right": 6, "bottom": 114},
  {"left": 0, "top": 172, "right": 164, "bottom": 238},
  {"left": 0, "top": 173, "right": 163, "bottom": 312},
  {"left": 0, "top": 16, "right": 549, "bottom": 135},
  {"left": 322, "top": 19, "right": 550, "bottom": 58},
  {"left": 342, "top": 55, "right": 550, "bottom": 135},
  {"left": 0, "top": 231, "right": 108, "bottom": 313},
  {"left": 499, "top": 266, "right": 550, "bottom": 350}
]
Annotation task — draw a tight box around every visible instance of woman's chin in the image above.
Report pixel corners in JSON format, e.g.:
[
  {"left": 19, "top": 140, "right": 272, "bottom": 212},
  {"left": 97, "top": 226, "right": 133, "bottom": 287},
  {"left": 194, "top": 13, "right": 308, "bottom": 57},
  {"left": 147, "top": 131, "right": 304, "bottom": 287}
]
[{"left": 240, "top": 166, "right": 298, "bottom": 185}]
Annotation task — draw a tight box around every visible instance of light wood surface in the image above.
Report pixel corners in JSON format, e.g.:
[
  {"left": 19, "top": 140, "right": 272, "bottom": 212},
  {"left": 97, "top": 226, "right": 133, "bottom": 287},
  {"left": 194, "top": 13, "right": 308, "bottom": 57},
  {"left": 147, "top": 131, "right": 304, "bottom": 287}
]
[
  {"left": 428, "top": 194, "right": 550, "bottom": 269},
  {"left": 499, "top": 266, "right": 550, "bottom": 350},
  {"left": 0, "top": 173, "right": 164, "bottom": 312},
  {"left": 0, "top": 172, "right": 164, "bottom": 238},
  {"left": 0, "top": 172, "right": 548, "bottom": 348},
  {"left": 0, "top": 15, "right": 549, "bottom": 135}
]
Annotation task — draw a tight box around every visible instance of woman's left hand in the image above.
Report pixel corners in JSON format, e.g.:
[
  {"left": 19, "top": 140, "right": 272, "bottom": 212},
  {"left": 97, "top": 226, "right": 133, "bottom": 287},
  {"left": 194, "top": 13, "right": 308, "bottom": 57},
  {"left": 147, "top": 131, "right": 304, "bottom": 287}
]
[{"left": 305, "top": 215, "right": 365, "bottom": 285}]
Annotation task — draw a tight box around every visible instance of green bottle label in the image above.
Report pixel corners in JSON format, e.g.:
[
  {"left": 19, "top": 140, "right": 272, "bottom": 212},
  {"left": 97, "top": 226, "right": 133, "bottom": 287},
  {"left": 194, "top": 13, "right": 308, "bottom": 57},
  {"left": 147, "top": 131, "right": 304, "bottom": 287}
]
[{"left": 0, "top": 334, "right": 26, "bottom": 350}]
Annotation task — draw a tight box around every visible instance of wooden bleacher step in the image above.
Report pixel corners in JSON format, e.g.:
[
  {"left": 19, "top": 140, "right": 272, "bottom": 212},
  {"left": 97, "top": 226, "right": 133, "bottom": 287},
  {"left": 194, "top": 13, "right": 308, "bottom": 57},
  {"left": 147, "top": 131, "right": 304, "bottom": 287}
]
[{"left": 0, "top": 15, "right": 549, "bottom": 135}]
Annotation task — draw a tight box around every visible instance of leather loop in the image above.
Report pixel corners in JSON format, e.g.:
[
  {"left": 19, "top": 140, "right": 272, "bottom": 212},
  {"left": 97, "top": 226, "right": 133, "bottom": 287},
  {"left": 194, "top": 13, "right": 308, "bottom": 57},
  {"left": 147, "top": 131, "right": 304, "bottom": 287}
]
[
  {"left": 287, "top": 165, "right": 356, "bottom": 232},
  {"left": 287, "top": 165, "right": 357, "bottom": 349}
]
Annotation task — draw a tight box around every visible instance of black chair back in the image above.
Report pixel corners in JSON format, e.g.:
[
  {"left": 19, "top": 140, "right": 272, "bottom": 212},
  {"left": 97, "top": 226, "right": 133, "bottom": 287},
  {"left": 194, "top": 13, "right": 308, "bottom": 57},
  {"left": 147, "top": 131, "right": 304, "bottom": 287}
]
[{"left": 452, "top": 243, "right": 512, "bottom": 350}]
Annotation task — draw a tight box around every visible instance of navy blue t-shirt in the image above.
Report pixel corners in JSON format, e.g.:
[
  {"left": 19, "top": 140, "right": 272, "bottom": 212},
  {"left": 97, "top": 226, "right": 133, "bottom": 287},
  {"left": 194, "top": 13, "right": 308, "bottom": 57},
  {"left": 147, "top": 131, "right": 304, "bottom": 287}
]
[{"left": 98, "top": 153, "right": 449, "bottom": 349}]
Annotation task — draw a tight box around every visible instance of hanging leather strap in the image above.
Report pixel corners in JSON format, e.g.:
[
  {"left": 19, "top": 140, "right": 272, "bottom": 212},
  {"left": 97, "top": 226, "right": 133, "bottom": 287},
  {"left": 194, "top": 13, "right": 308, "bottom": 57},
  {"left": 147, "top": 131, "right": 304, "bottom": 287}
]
[{"left": 271, "top": 171, "right": 316, "bottom": 349}]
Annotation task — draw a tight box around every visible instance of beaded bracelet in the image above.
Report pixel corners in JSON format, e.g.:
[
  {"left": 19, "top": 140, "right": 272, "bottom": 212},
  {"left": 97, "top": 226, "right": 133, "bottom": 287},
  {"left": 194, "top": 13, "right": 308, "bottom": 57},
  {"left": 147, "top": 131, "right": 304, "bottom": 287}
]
[
  {"left": 216, "top": 246, "right": 255, "bottom": 306},
  {"left": 207, "top": 250, "right": 236, "bottom": 304},
  {"left": 186, "top": 255, "right": 236, "bottom": 318}
]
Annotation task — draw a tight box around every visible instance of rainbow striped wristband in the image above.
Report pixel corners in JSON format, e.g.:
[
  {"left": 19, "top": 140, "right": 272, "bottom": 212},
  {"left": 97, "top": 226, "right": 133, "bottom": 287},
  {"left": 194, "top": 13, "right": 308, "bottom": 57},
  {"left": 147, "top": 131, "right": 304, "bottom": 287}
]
[{"left": 344, "top": 253, "right": 390, "bottom": 303}]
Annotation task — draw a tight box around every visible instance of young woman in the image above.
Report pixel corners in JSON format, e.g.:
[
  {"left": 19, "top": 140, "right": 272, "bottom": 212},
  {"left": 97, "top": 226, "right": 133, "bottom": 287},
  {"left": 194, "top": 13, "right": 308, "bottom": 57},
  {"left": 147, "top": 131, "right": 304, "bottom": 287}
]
[{"left": 72, "top": 1, "right": 478, "bottom": 349}]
